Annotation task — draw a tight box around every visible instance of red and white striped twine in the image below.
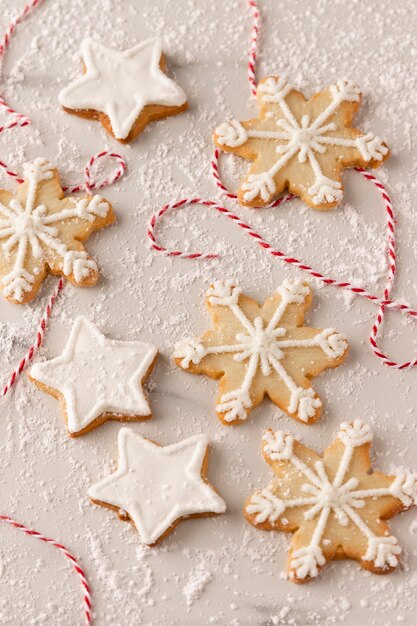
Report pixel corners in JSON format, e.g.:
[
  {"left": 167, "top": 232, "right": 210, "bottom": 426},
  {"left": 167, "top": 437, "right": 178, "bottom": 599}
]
[
  {"left": 0, "top": 0, "right": 44, "bottom": 58},
  {"left": 247, "top": 0, "right": 260, "bottom": 98},
  {"left": 1, "top": 277, "right": 65, "bottom": 397},
  {"left": 0, "top": 0, "right": 44, "bottom": 132},
  {"left": 0, "top": 150, "right": 126, "bottom": 191},
  {"left": 0, "top": 515, "right": 92, "bottom": 626},
  {"left": 65, "top": 151, "right": 127, "bottom": 195}
]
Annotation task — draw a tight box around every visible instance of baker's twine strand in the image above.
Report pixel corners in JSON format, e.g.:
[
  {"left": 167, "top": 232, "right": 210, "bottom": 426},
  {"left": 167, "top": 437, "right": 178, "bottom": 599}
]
[
  {"left": 0, "top": 158, "right": 22, "bottom": 182},
  {"left": 1, "top": 277, "right": 64, "bottom": 397},
  {"left": 148, "top": 163, "right": 417, "bottom": 370},
  {"left": 0, "top": 0, "right": 45, "bottom": 131},
  {"left": 0, "top": 515, "right": 92, "bottom": 626},
  {"left": 65, "top": 151, "right": 126, "bottom": 195},
  {"left": 0, "top": 110, "right": 30, "bottom": 133},
  {"left": 247, "top": 0, "right": 260, "bottom": 97},
  {"left": 358, "top": 167, "right": 403, "bottom": 367},
  {"left": 0, "top": 151, "right": 126, "bottom": 193},
  {"left": 0, "top": 0, "right": 44, "bottom": 59}
]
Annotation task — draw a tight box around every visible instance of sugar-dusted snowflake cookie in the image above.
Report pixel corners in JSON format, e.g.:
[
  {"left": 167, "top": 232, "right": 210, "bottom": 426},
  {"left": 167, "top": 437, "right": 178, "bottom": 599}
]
[
  {"left": 29, "top": 317, "right": 158, "bottom": 437},
  {"left": 89, "top": 428, "right": 226, "bottom": 545},
  {"left": 0, "top": 158, "right": 114, "bottom": 304},
  {"left": 245, "top": 420, "right": 417, "bottom": 583},
  {"left": 214, "top": 77, "right": 389, "bottom": 209},
  {"left": 174, "top": 280, "right": 348, "bottom": 425},
  {"left": 59, "top": 38, "right": 187, "bottom": 143}
]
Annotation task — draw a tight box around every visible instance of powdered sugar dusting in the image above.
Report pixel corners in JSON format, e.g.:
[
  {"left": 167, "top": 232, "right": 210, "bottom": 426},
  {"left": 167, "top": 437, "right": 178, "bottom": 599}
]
[
  {"left": 0, "top": 0, "right": 417, "bottom": 625},
  {"left": 183, "top": 561, "right": 213, "bottom": 607}
]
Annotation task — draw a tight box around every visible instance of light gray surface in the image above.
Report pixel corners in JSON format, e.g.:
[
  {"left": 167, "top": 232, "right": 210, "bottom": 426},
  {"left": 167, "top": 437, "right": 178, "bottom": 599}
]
[{"left": 0, "top": 0, "right": 416, "bottom": 624}]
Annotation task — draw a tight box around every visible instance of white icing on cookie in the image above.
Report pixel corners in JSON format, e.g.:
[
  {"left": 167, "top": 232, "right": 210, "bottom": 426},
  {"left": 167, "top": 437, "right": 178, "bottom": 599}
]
[
  {"left": 88, "top": 429, "right": 226, "bottom": 545},
  {"left": 59, "top": 38, "right": 187, "bottom": 140},
  {"left": 174, "top": 279, "right": 348, "bottom": 423},
  {"left": 216, "top": 77, "right": 388, "bottom": 207},
  {"left": 30, "top": 317, "right": 157, "bottom": 435}
]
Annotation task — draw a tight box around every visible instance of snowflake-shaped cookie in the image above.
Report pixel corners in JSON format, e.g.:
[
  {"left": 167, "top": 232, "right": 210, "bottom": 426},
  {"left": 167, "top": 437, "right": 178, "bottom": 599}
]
[
  {"left": 174, "top": 280, "right": 348, "bottom": 425},
  {"left": 214, "top": 77, "right": 389, "bottom": 209},
  {"left": 245, "top": 420, "right": 417, "bottom": 582},
  {"left": 0, "top": 158, "right": 114, "bottom": 304}
]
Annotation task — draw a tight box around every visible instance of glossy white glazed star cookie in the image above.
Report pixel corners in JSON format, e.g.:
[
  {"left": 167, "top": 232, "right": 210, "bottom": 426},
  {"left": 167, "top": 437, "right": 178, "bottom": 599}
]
[
  {"left": 29, "top": 317, "right": 158, "bottom": 436},
  {"left": 89, "top": 429, "right": 226, "bottom": 545},
  {"left": 59, "top": 38, "right": 187, "bottom": 142}
]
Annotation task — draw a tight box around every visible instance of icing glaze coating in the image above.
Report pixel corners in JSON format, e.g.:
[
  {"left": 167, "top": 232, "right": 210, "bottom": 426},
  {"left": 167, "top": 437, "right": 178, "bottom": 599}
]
[
  {"left": 30, "top": 317, "right": 157, "bottom": 435},
  {"left": 89, "top": 429, "right": 226, "bottom": 545},
  {"left": 59, "top": 38, "right": 187, "bottom": 140}
]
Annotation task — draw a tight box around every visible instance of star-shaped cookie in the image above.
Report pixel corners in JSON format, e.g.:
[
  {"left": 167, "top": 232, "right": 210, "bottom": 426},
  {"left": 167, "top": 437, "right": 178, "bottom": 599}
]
[
  {"left": 59, "top": 38, "right": 188, "bottom": 143},
  {"left": 29, "top": 317, "right": 158, "bottom": 437},
  {"left": 214, "top": 77, "right": 389, "bottom": 209},
  {"left": 88, "top": 428, "right": 226, "bottom": 545},
  {"left": 245, "top": 420, "right": 417, "bottom": 582},
  {"left": 0, "top": 158, "right": 114, "bottom": 304},
  {"left": 174, "top": 280, "right": 348, "bottom": 425}
]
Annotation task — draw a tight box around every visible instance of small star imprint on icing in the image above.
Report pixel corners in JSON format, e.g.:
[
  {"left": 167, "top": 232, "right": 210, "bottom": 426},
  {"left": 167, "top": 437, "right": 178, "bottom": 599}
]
[
  {"left": 214, "top": 77, "right": 389, "bottom": 209},
  {"left": 174, "top": 279, "right": 348, "bottom": 425},
  {"left": 88, "top": 428, "right": 226, "bottom": 545},
  {"left": 245, "top": 420, "right": 417, "bottom": 582},
  {"left": 59, "top": 38, "right": 187, "bottom": 142},
  {"left": 0, "top": 158, "right": 114, "bottom": 304},
  {"left": 29, "top": 317, "right": 158, "bottom": 436}
]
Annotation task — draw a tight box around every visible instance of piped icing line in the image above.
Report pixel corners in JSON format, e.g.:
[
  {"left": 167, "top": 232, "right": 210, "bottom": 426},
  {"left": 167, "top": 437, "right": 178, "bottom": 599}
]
[
  {"left": 174, "top": 279, "right": 347, "bottom": 423},
  {"left": 59, "top": 38, "right": 187, "bottom": 140},
  {"left": 88, "top": 429, "right": 226, "bottom": 545},
  {"left": 246, "top": 420, "right": 417, "bottom": 581},
  {"left": 29, "top": 316, "right": 158, "bottom": 436}
]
